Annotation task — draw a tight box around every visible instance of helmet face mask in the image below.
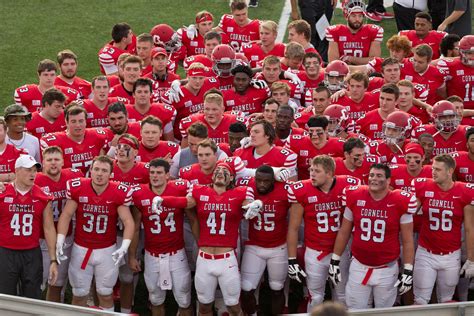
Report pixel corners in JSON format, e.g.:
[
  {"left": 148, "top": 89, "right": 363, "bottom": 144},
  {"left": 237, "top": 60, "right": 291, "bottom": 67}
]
[
  {"left": 323, "top": 104, "right": 350, "bottom": 136},
  {"left": 150, "top": 24, "right": 182, "bottom": 54},
  {"left": 324, "top": 61, "right": 349, "bottom": 94},
  {"left": 343, "top": 0, "right": 367, "bottom": 19},
  {"left": 211, "top": 44, "right": 236, "bottom": 78},
  {"left": 382, "top": 111, "right": 411, "bottom": 145},
  {"left": 432, "top": 101, "right": 460, "bottom": 133},
  {"left": 459, "top": 35, "right": 474, "bottom": 66}
]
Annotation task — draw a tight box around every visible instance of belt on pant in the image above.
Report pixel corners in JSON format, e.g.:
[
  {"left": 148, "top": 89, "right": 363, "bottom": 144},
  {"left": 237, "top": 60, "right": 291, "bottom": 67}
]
[
  {"left": 361, "top": 264, "right": 389, "bottom": 285},
  {"left": 148, "top": 250, "right": 178, "bottom": 257},
  {"left": 199, "top": 250, "right": 232, "bottom": 260},
  {"left": 423, "top": 246, "right": 456, "bottom": 256}
]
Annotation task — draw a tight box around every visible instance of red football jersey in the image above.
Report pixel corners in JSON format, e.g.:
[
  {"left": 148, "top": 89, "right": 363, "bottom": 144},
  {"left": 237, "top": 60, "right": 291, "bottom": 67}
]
[
  {"left": 343, "top": 185, "right": 417, "bottom": 266},
  {"left": 126, "top": 103, "right": 176, "bottom": 128},
  {"left": 223, "top": 86, "right": 270, "bottom": 114},
  {"left": 190, "top": 184, "right": 253, "bottom": 248},
  {"left": 237, "top": 178, "right": 290, "bottom": 248},
  {"left": 132, "top": 180, "right": 188, "bottom": 254},
  {"left": 14, "top": 84, "right": 80, "bottom": 113},
  {"left": 98, "top": 40, "right": 136, "bottom": 75},
  {"left": 298, "top": 71, "right": 325, "bottom": 106},
  {"left": 234, "top": 145, "right": 298, "bottom": 173},
  {"left": 0, "top": 144, "right": 24, "bottom": 174},
  {"left": 326, "top": 24, "right": 383, "bottom": 58},
  {"left": 107, "top": 75, "right": 121, "bottom": 88},
  {"left": 103, "top": 122, "right": 142, "bottom": 151},
  {"left": 412, "top": 124, "right": 469, "bottom": 155},
  {"left": 356, "top": 109, "right": 387, "bottom": 140},
  {"left": 285, "top": 135, "right": 345, "bottom": 180},
  {"left": 178, "top": 28, "right": 207, "bottom": 57},
  {"left": 338, "top": 93, "right": 378, "bottom": 120},
  {"left": 82, "top": 97, "right": 129, "bottom": 128},
  {"left": 0, "top": 184, "right": 53, "bottom": 250},
  {"left": 452, "top": 151, "right": 474, "bottom": 183},
  {"left": 289, "top": 176, "right": 360, "bottom": 252},
  {"left": 182, "top": 54, "right": 214, "bottom": 72},
  {"left": 109, "top": 83, "right": 135, "bottom": 104},
  {"left": 143, "top": 71, "right": 181, "bottom": 103},
  {"left": 111, "top": 161, "right": 150, "bottom": 185},
  {"left": 136, "top": 141, "right": 179, "bottom": 163},
  {"left": 412, "top": 178, "right": 474, "bottom": 253},
  {"left": 390, "top": 164, "right": 432, "bottom": 192},
  {"left": 334, "top": 155, "right": 379, "bottom": 185},
  {"left": 398, "top": 30, "right": 446, "bottom": 60},
  {"left": 218, "top": 14, "right": 261, "bottom": 51},
  {"left": 26, "top": 111, "right": 67, "bottom": 139},
  {"left": 40, "top": 128, "right": 108, "bottom": 174},
  {"left": 179, "top": 163, "right": 213, "bottom": 186},
  {"left": 67, "top": 178, "right": 132, "bottom": 249},
  {"left": 437, "top": 57, "right": 474, "bottom": 110},
  {"left": 274, "top": 128, "right": 306, "bottom": 147},
  {"left": 241, "top": 42, "right": 286, "bottom": 68},
  {"left": 368, "top": 139, "right": 409, "bottom": 163},
  {"left": 54, "top": 76, "right": 92, "bottom": 99}
]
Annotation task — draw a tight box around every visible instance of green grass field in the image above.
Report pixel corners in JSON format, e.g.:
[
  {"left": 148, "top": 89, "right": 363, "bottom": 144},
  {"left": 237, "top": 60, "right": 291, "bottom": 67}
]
[{"left": 0, "top": 0, "right": 404, "bottom": 111}]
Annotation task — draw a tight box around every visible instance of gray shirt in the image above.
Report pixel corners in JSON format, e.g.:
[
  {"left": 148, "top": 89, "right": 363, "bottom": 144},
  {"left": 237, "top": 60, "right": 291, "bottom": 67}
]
[{"left": 445, "top": 0, "right": 472, "bottom": 38}]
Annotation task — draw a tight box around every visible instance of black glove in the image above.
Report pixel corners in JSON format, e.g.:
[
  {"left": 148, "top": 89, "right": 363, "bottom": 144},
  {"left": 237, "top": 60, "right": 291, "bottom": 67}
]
[
  {"left": 288, "top": 257, "right": 307, "bottom": 283},
  {"left": 394, "top": 264, "right": 413, "bottom": 295},
  {"left": 328, "top": 254, "right": 341, "bottom": 285}
]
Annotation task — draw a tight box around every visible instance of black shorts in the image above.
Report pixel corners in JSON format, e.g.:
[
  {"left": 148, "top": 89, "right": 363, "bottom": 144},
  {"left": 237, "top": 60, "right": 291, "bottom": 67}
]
[{"left": 0, "top": 246, "right": 43, "bottom": 299}]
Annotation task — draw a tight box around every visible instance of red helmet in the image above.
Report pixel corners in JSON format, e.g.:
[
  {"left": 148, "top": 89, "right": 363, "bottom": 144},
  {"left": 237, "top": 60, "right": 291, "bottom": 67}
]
[
  {"left": 342, "top": 0, "right": 366, "bottom": 19},
  {"left": 459, "top": 35, "right": 474, "bottom": 66},
  {"left": 382, "top": 111, "right": 412, "bottom": 145},
  {"left": 323, "top": 104, "right": 352, "bottom": 136},
  {"left": 235, "top": 53, "right": 249, "bottom": 67},
  {"left": 432, "top": 101, "right": 460, "bottom": 132},
  {"left": 150, "top": 24, "right": 182, "bottom": 53},
  {"left": 211, "top": 44, "right": 236, "bottom": 78},
  {"left": 324, "top": 60, "right": 349, "bottom": 93}
]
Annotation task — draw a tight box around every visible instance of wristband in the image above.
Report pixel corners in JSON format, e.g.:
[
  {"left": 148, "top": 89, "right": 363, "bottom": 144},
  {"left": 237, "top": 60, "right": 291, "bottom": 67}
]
[{"left": 50, "top": 259, "right": 58, "bottom": 264}]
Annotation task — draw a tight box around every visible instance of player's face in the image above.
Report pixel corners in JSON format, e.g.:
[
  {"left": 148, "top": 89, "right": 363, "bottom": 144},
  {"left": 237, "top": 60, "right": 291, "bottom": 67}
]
[
  {"left": 125, "top": 30, "right": 134, "bottom": 46},
  {"left": 6, "top": 116, "right": 27, "bottom": 134},
  {"left": 383, "top": 125, "right": 401, "bottom": 143},
  {"left": 44, "top": 101, "right": 64, "bottom": 120},
  {"left": 304, "top": 58, "right": 321, "bottom": 77},
  {"left": 250, "top": 124, "right": 270, "bottom": 147},
  {"left": 450, "top": 42, "right": 460, "bottom": 57},
  {"left": 212, "top": 165, "right": 233, "bottom": 187},
  {"left": 43, "top": 152, "right": 64, "bottom": 177},
  {"left": 205, "top": 38, "right": 220, "bottom": 57},
  {"left": 197, "top": 146, "right": 217, "bottom": 172},
  {"left": 188, "top": 135, "right": 206, "bottom": 155},
  {"left": 347, "top": 13, "right": 364, "bottom": 30},
  {"left": 405, "top": 153, "right": 423, "bottom": 172},
  {"left": 66, "top": 112, "right": 86, "bottom": 138},
  {"left": 140, "top": 123, "right": 161, "bottom": 148},
  {"left": 348, "top": 79, "right": 366, "bottom": 101},
  {"left": 272, "top": 89, "right": 290, "bottom": 105},
  {"left": 413, "top": 54, "right": 429, "bottom": 73},
  {"left": 233, "top": 72, "right": 251, "bottom": 92},
  {"left": 152, "top": 55, "right": 168, "bottom": 72},
  {"left": 288, "top": 28, "right": 304, "bottom": 44},
  {"left": 389, "top": 49, "right": 406, "bottom": 62},
  {"left": 419, "top": 136, "right": 434, "bottom": 159},
  {"left": 92, "top": 79, "right": 110, "bottom": 102},
  {"left": 149, "top": 166, "right": 169, "bottom": 188},
  {"left": 197, "top": 20, "right": 214, "bottom": 35},
  {"left": 345, "top": 147, "right": 365, "bottom": 168},
  {"left": 312, "top": 90, "right": 330, "bottom": 114},
  {"left": 308, "top": 126, "right": 327, "bottom": 146},
  {"left": 467, "top": 134, "right": 474, "bottom": 154},
  {"left": 379, "top": 92, "right": 397, "bottom": 113},
  {"left": 452, "top": 101, "right": 464, "bottom": 117},
  {"left": 90, "top": 161, "right": 112, "bottom": 186},
  {"left": 414, "top": 18, "right": 431, "bottom": 38},
  {"left": 232, "top": 8, "right": 248, "bottom": 27},
  {"left": 38, "top": 70, "right": 56, "bottom": 88},
  {"left": 327, "top": 75, "right": 345, "bottom": 92},
  {"left": 123, "top": 62, "right": 141, "bottom": 85},
  {"left": 255, "top": 171, "right": 275, "bottom": 195},
  {"left": 108, "top": 111, "right": 128, "bottom": 134},
  {"left": 60, "top": 58, "right": 77, "bottom": 79},
  {"left": 382, "top": 64, "right": 400, "bottom": 83},
  {"left": 203, "top": 101, "right": 224, "bottom": 125},
  {"left": 432, "top": 160, "right": 452, "bottom": 185},
  {"left": 309, "top": 163, "right": 330, "bottom": 187},
  {"left": 137, "top": 41, "right": 153, "bottom": 61},
  {"left": 228, "top": 131, "right": 247, "bottom": 153},
  {"left": 260, "top": 28, "right": 276, "bottom": 46},
  {"left": 116, "top": 143, "right": 136, "bottom": 163},
  {"left": 16, "top": 166, "right": 38, "bottom": 187},
  {"left": 276, "top": 107, "right": 294, "bottom": 130},
  {"left": 368, "top": 168, "right": 389, "bottom": 193},
  {"left": 263, "top": 103, "right": 278, "bottom": 124},
  {"left": 262, "top": 63, "right": 281, "bottom": 83},
  {"left": 288, "top": 57, "right": 303, "bottom": 70},
  {"left": 133, "top": 85, "right": 152, "bottom": 106},
  {"left": 188, "top": 75, "right": 205, "bottom": 90},
  {"left": 0, "top": 125, "right": 5, "bottom": 143},
  {"left": 398, "top": 86, "right": 413, "bottom": 106}
]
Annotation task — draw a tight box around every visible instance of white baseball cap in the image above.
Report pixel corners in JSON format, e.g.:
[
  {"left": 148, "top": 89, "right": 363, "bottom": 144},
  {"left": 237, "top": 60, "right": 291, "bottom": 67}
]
[{"left": 15, "top": 155, "right": 42, "bottom": 169}]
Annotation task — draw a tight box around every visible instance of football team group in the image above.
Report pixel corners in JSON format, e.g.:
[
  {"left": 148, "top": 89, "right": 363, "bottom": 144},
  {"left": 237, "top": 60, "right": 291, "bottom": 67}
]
[{"left": 1, "top": 0, "right": 473, "bottom": 315}]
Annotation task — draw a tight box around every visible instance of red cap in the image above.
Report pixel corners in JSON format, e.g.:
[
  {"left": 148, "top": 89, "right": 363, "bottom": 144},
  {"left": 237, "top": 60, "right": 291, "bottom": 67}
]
[
  {"left": 118, "top": 136, "right": 139, "bottom": 150},
  {"left": 151, "top": 47, "right": 168, "bottom": 59},
  {"left": 404, "top": 142, "right": 424, "bottom": 156},
  {"left": 196, "top": 13, "right": 213, "bottom": 24},
  {"left": 215, "top": 161, "right": 235, "bottom": 176}
]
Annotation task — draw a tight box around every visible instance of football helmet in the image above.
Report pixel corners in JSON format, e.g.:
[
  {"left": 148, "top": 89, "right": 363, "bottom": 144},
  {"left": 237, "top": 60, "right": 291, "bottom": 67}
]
[
  {"left": 432, "top": 101, "right": 460, "bottom": 133},
  {"left": 323, "top": 104, "right": 352, "bottom": 136},
  {"left": 342, "top": 0, "right": 366, "bottom": 19},
  {"left": 382, "top": 111, "right": 411, "bottom": 145},
  {"left": 211, "top": 44, "right": 236, "bottom": 78},
  {"left": 324, "top": 60, "right": 349, "bottom": 93},
  {"left": 235, "top": 52, "right": 249, "bottom": 66},
  {"left": 150, "top": 24, "right": 182, "bottom": 53},
  {"left": 459, "top": 35, "right": 474, "bottom": 66}
]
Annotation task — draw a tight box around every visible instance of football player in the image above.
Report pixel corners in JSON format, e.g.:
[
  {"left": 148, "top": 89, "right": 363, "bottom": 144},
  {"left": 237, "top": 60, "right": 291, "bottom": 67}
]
[
  {"left": 335, "top": 137, "right": 379, "bottom": 184},
  {"left": 98, "top": 22, "right": 136, "bottom": 75},
  {"left": 109, "top": 55, "right": 143, "bottom": 104},
  {"left": 452, "top": 128, "right": 474, "bottom": 183},
  {"left": 55, "top": 49, "right": 92, "bottom": 98},
  {"left": 0, "top": 119, "right": 24, "bottom": 182},
  {"left": 26, "top": 88, "right": 67, "bottom": 138}
]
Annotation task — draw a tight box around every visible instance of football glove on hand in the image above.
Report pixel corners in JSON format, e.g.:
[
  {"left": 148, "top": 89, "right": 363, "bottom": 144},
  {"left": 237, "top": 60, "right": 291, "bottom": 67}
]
[
  {"left": 273, "top": 167, "right": 290, "bottom": 182},
  {"left": 250, "top": 79, "right": 268, "bottom": 89},
  {"left": 167, "top": 79, "right": 184, "bottom": 103},
  {"left": 328, "top": 254, "right": 342, "bottom": 285},
  {"left": 394, "top": 264, "right": 413, "bottom": 295},
  {"left": 239, "top": 136, "right": 252, "bottom": 149},
  {"left": 112, "top": 239, "right": 131, "bottom": 266},
  {"left": 186, "top": 24, "right": 198, "bottom": 40},
  {"left": 283, "top": 70, "right": 302, "bottom": 87},
  {"left": 243, "top": 200, "right": 263, "bottom": 220},
  {"left": 152, "top": 196, "right": 164, "bottom": 215},
  {"left": 288, "top": 257, "right": 307, "bottom": 283},
  {"left": 460, "top": 260, "right": 474, "bottom": 278},
  {"left": 56, "top": 234, "right": 68, "bottom": 264}
]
